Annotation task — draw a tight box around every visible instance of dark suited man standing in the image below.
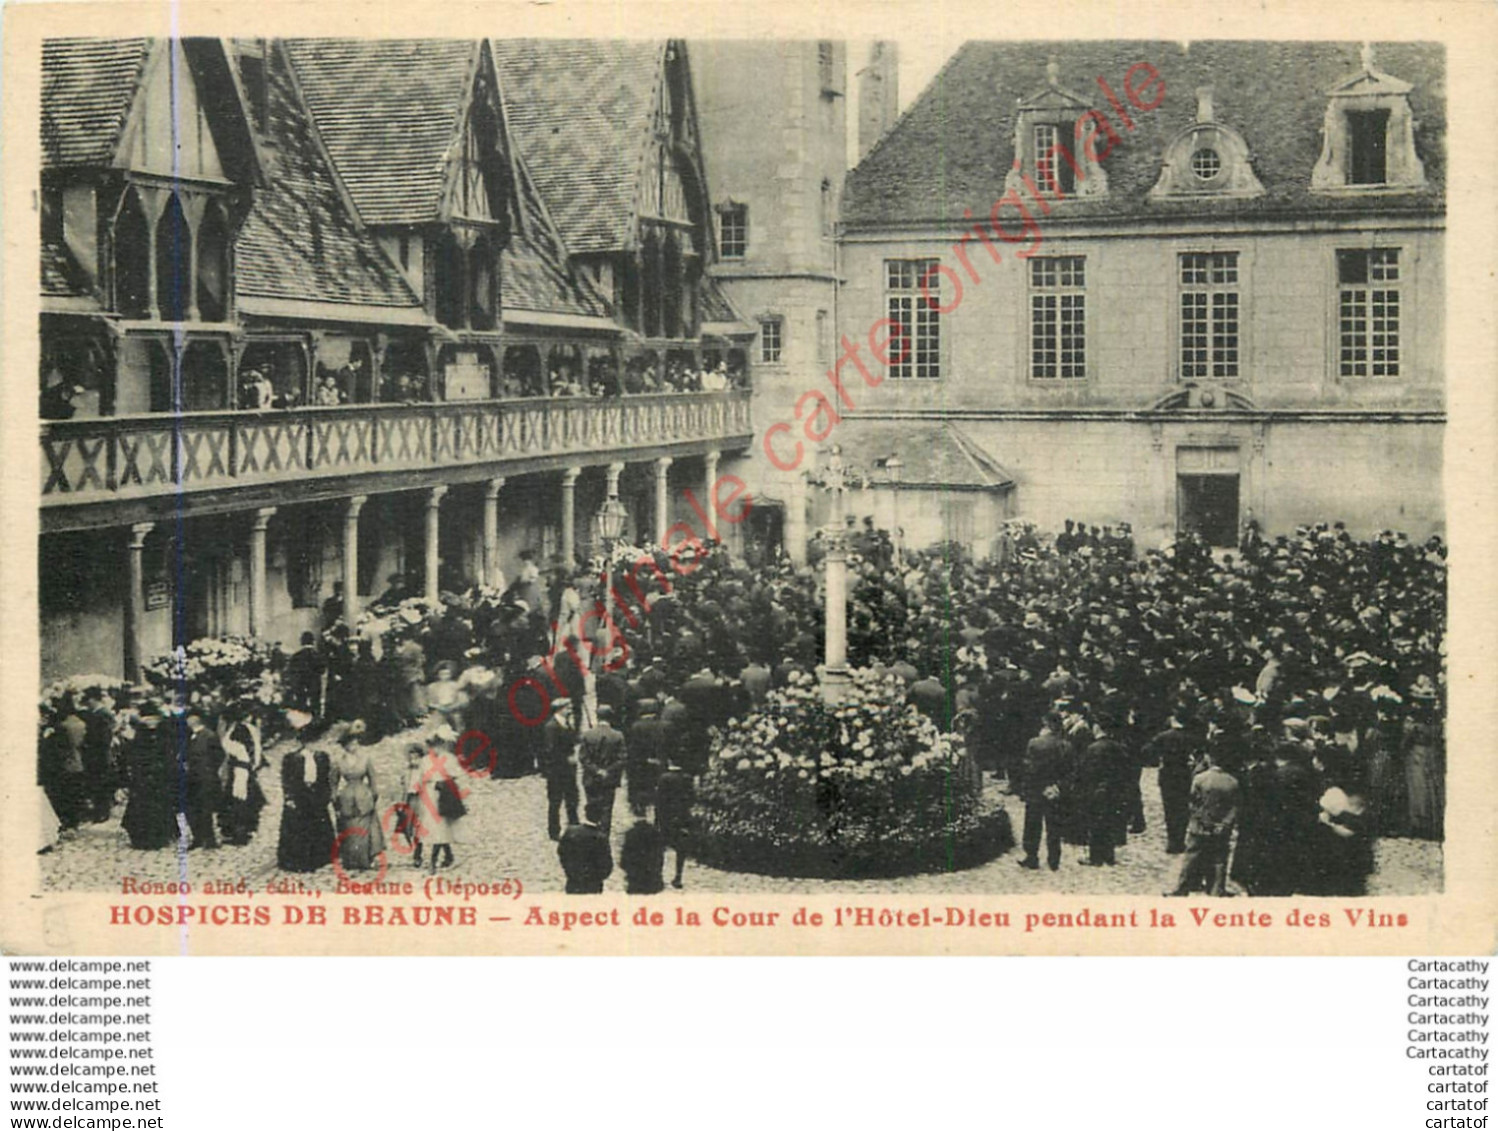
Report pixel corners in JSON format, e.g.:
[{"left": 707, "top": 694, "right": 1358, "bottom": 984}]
[
  {"left": 1168, "top": 745, "right": 1240, "bottom": 897},
  {"left": 540, "top": 698, "right": 580, "bottom": 840},
  {"left": 1017, "top": 711, "right": 1073, "bottom": 871},
  {"left": 578, "top": 706, "right": 626, "bottom": 836},
  {"left": 181, "top": 711, "right": 223, "bottom": 850},
  {"left": 1144, "top": 709, "right": 1202, "bottom": 855}
]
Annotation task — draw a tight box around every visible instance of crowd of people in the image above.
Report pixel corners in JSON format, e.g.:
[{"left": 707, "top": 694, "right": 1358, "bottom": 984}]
[{"left": 39, "top": 513, "right": 1445, "bottom": 897}]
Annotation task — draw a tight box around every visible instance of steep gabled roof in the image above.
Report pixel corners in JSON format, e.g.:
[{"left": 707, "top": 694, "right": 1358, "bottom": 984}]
[
  {"left": 283, "top": 38, "right": 480, "bottom": 226},
  {"left": 491, "top": 39, "right": 666, "bottom": 255},
  {"left": 843, "top": 40, "right": 1445, "bottom": 228},
  {"left": 501, "top": 153, "right": 612, "bottom": 320},
  {"left": 41, "top": 38, "right": 151, "bottom": 169},
  {"left": 235, "top": 43, "right": 422, "bottom": 310}
]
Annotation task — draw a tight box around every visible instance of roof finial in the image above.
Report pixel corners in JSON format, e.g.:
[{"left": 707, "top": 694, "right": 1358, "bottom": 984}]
[
  {"left": 1195, "top": 85, "right": 1215, "bottom": 124},
  {"left": 1046, "top": 55, "right": 1060, "bottom": 88},
  {"left": 1361, "top": 42, "right": 1376, "bottom": 74}
]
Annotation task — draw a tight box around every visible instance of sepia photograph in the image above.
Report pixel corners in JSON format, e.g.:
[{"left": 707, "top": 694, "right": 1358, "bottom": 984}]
[{"left": 15, "top": 15, "right": 1474, "bottom": 952}]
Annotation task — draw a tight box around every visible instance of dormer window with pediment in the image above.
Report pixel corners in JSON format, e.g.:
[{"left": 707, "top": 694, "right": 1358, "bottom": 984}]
[
  {"left": 1004, "top": 58, "right": 1110, "bottom": 202},
  {"left": 1311, "top": 44, "right": 1427, "bottom": 194},
  {"left": 1150, "top": 87, "right": 1264, "bottom": 201}
]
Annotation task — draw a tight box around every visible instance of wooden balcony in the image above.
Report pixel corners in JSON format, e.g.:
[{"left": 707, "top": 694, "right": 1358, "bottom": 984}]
[{"left": 41, "top": 390, "right": 753, "bottom": 529}]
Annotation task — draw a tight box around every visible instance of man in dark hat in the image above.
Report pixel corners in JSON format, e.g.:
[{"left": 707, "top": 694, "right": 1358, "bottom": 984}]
[
  {"left": 1145, "top": 707, "right": 1202, "bottom": 854},
  {"left": 1167, "top": 744, "right": 1240, "bottom": 897},
  {"left": 619, "top": 813, "right": 666, "bottom": 895},
  {"left": 625, "top": 699, "right": 666, "bottom": 816},
  {"left": 1078, "top": 704, "right": 1132, "bottom": 866},
  {"left": 578, "top": 705, "right": 626, "bottom": 836},
  {"left": 1017, "top": 711, "right": 1073, "bottom": 871},
  {"left": 182, "top": 710, "right": 224, "bottom": 850},
  {"left": 540, "top": 698, "right": 580, "bottom": 840},
  {"left": 558, "top": 801, "right": 613, "bottom": 894}
]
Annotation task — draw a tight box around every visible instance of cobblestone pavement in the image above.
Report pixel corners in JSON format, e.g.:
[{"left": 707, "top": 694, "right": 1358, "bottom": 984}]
[{"left": 43, "top": 725, "right": 1442, "bottom": 899}]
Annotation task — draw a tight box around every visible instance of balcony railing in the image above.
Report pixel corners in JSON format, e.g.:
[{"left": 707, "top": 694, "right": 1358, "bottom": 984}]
[{"left": 41, "top": 390, "right": 753, "bottom": 506}]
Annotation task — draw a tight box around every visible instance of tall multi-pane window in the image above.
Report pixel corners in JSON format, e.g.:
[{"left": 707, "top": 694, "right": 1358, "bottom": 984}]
[
  {"left": 885, "top": 259, "right": 941, "bottom": 379},
  {"left": 759, "top": 316, "right": 783, "bottom": 364},
  {"left": 1179, "top": 252, "right": 1240, "bottom": 379},
  {"left": 1338, "top": 248, "right": 1400, "bottom": 377},
  {"left": 1033, "top": 122, "right": 1075, "bottom": 195},
  {"left": 719, "top": 204, "right": 747, "bottom": 259},
  {"left": 1030, "top": 256, "right": 1086, "bottom": 379}
]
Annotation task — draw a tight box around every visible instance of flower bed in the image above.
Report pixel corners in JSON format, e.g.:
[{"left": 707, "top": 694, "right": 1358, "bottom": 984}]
[
  {"left": 140, "top": 635, "right": 282, "bottom": 719},
  {"left": 692, "top": 669, "right": 1012, "bottom": 878}
]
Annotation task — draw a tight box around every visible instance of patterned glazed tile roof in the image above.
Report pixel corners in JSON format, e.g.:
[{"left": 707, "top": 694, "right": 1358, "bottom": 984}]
[
  {"left": 502, "top": 152, "right": 611, "bottom": 319},
  {"left": 492, "top": 39, "right": 665, "bottom": 255},
  {"left": 283, "top": 38, "right": 479, "bottom": 226},
  {"left": 41, "top": 38, "right": 151, "bottom": 169},
  {"left": 844, "top": 40, "right": 1445, "bottom": 228},
  {"left": 235, "top": 44, "right": 421, "bottom": 309}
]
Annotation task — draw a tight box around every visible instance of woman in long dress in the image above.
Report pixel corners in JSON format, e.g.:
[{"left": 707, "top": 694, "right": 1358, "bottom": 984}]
[
  {"left": 330, "top": 721, "right": 384, "bottom": 872},
  {"left": 411, "top": 737, "right": 466, "bottom": 872},
  {"left": 1403, "top": 682, "right": 1445, "bottom": 841},
  {"left": 277, "top": 735, "right": 335, "bottom": 873},
  {"left": 217, "top": 711, "right": 266, "bottom": 846},
  {"left": 121, "top": 707, "right": 178, "bottom": 851}
]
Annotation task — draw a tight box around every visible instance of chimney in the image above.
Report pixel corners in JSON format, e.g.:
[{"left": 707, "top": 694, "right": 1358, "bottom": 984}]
[{"left": 857, "top": 41, "right": 899, "bottom": 162}]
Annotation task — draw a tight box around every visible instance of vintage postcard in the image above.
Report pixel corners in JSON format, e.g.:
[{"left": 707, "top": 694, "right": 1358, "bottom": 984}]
[{"left": 2, "top": 0, "right": 1494, "bottom": 956}]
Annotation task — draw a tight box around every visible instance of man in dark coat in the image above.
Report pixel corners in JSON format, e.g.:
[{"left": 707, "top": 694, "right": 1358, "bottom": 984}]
[
  {"left": 1168, "top": 746, "right": 1241, "bottom": 897},
  {"left": 539, "top": 698, "right": 580, "bottom": 840},
  {"left": 655, "top": 759, "right": 695, "bottom": 889},
  {"left": 1078, "top": 708, "right": 1131, "bottom": 866},
  {"left": 181, "top": 711, "right": 223, "bottom": 850},
  {"left": 284, "top": 632, "right": 326, "bottom": 716},
  {"left": 558, "top": 801, "right": 613, "bottom": 894},
  {"left": 625, "top": 699, "right": 667, "bottom": 816},
  {"left": 81, "top": 692, "right": 116, "bottom": 822},
  {"left": 1017, "top": 711, "right": 1073, "bottom": 871},
  {"left": 619, "top": 815, "right": 666, "bottom": 894},
  {"left": 1144, "top": 710, "right": 1201, "bottom": 854},
  {"left": 577, "top": 706, "right": 626, "bottom": 835}
]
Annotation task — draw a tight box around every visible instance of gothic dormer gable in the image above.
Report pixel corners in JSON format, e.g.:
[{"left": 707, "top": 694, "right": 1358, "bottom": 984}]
[
  {"left": 1005, "top": 56, "right": 1109, "bottom": 201},
  {"left": 1150, "top": 86, "right": 1264, "bottom": 200},
  {"left": 439, "top": 45, "right": 509, "bottom": 228},
  {"left": 1311, "top": 43, "right": 1427, "bottom": 193}
]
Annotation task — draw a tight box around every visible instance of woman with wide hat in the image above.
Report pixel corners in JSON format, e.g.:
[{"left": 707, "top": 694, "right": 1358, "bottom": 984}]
[{"left": 276, "top": 710, "right": 336, "bottom": 872}]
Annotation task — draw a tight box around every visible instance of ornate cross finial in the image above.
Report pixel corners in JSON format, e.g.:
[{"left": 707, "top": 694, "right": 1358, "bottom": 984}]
[
  {"left": 1046, "top": 55, "right": 1060, "bottom": 88},
  {"left": 1361, "top": 42, "right": 1376, "bottom": 73},
  {"left": 1195, "top": 85, "right": 1215, "bottom": 124}
]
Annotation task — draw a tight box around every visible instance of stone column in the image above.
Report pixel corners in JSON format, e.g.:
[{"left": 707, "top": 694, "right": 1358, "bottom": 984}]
[
  {"left": 702, "top": 449, "right": 720, "bottom": 507},
  {"left": 653, "top": 457, "right": 672, "bottom": 544},
  {"left": 342, "top": 495, "right": 367, "bottom": 622},
  {"left": 248, "top": 507, "right": 276, "bottom": 638},
  {"left": 560, "top": 466, "right": 581, "bottom": 567},
  {"left": 124, "top": 523, "right": 154, "bottom": 682},
  {"left": 605, "top": 461, "right": 625, "bottom": 498},
  {"left": 483, "top": 477, "right": 505, "bottom": 590},
  {"left": 424, "top": 486, "right": 448, "bottom": 603}
]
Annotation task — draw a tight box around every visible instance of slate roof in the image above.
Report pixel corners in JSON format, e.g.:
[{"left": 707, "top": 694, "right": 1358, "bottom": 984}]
[
  {"left": 492, "top": 39, "right": 666, "bottom": 255},
  {"left": 283, "top": 39, "right": 479, "bottom": 227},
  {"left": 835, "top": 420, "right": 1014, "bottom": 489},
  {"left": 41, "top": 38, "right": 151, "bottom": 169},
  {"left": 235, "top": 43, "right": 421, "bottom": 310},
  {"left": 843, "top": 40, "right": 1445, "bottom": 228},
  {"left": 502, "top": 154, "right": 611, "bottom": 319}
]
